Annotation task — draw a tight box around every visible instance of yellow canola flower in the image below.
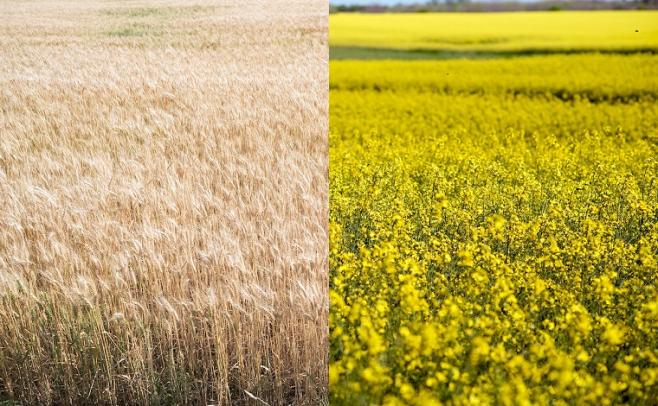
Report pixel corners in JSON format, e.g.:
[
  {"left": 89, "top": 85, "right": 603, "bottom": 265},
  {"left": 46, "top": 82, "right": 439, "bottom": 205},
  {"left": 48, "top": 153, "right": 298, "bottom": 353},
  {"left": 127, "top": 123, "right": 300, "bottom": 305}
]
[{"left": 602, "top": 323, "right": 625, "bottom": 347}]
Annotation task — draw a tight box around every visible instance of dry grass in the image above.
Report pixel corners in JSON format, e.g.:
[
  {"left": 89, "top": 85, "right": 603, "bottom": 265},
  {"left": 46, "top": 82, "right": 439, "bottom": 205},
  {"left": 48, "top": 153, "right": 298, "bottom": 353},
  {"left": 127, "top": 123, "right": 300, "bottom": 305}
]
[{"left": 0, "top": 0, "right": 327, "bottom": 404}]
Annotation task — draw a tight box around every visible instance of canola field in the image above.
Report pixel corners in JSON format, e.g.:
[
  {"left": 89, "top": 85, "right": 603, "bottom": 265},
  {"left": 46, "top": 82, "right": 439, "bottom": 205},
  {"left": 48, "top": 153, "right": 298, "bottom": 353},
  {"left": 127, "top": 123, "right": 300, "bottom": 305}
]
[
  {"left": 330, "top": 12, "right": 658, "bottom": 406},
  {"left": 330, "top": 11, "right": 658, "bottom": 54}
]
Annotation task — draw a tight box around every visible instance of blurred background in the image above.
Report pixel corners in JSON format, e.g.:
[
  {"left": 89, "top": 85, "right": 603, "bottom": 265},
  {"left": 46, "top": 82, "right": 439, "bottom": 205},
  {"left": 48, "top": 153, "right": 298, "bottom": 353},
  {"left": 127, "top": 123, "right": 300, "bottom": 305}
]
[{"left": 330, "top": 0, "right": 658, "bottom": 12}]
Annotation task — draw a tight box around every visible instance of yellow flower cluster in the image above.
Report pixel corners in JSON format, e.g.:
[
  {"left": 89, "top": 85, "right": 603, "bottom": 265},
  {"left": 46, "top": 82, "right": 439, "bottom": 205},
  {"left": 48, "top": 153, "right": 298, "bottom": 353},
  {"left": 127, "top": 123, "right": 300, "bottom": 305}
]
[{"left": 330, "top": 55, "right": 658, "bottom": 404}]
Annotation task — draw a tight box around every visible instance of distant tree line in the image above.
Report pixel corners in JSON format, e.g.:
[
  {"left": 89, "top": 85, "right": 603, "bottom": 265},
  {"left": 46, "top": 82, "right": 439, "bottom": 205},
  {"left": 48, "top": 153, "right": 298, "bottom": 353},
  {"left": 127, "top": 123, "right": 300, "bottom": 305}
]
[{"left": 329, "top": 0, "right": 658, "bottom": 13}]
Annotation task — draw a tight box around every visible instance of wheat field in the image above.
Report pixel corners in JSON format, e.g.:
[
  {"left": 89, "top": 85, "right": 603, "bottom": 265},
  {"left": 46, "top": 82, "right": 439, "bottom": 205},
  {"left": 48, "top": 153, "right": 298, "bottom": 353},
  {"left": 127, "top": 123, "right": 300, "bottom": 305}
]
[{"left": 0, "top": 0, "right": 327, "bottom": 404}]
